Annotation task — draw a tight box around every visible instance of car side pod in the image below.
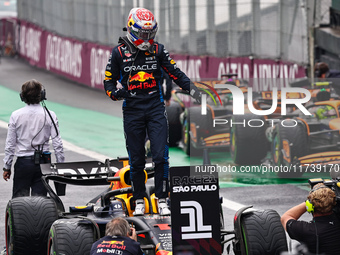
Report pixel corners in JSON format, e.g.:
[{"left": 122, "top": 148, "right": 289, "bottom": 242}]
[{"left": 232, "top": 205, "right": 253, "bottom": 255}]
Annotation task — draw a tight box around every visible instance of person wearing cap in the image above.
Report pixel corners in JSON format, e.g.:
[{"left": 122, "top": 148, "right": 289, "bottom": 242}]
[
  {"left": 103, "top": 7, "right": 201, "bottom": 216},
  {"left": 281, "top": 183, "right": 340, "bottom": 254}
]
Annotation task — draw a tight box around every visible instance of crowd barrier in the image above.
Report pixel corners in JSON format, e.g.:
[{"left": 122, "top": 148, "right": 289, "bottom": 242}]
[{"left": 2, "top": 18, "right": 306, "bottom": 91}]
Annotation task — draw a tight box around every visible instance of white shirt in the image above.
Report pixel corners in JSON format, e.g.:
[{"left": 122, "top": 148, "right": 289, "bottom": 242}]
[{"left": 3, "top": 104, "right": 65, "bottom": 169}]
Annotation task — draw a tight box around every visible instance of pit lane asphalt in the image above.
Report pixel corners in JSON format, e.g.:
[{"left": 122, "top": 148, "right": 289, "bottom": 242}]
[{"left": 0, "top": 57, "right": 314, "bottom": 253}]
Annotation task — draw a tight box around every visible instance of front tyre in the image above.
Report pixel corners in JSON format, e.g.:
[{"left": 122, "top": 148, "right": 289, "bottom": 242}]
[
  {"left": 6, "top": 196, "right": 58, "bottom": 255},
  {"left": 48, "top": 218, "right": 96, "bottom": 255},
  {"left": 166, "top": 101, "right": 183, "bottom": 147},
  {"left": 231, "top": 114, "right": 268, "bottom": 165},
  {"left": 271, "top": 120, "right": 308, "bottom": 178},
  {"left": 241, "top": 209, "right": 288, "bottom": 255}
]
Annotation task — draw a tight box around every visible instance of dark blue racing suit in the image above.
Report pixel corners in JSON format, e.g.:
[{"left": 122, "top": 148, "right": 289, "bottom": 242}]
[
  {"left": 104, "top": 36, "right": 195, "bottom": 199},
  {"left": 90, "top": 235, "right": 144, "bottom": 255}
]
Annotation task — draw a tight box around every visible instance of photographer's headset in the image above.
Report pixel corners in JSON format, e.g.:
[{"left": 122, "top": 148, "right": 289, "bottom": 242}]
[
  {"left": 305, "top": 185, "right": 329, "bottom": 213},
  {"left": 20, "top": 86, "right": 46, "bottom": 102},
  {"left": 20, "top": 84, "right": 59, "bottom": 137}
]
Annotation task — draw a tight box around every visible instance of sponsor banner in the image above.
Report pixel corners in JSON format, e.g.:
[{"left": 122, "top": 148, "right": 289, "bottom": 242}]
[
  {"left": 17, "top": 20, "right": 112, "bottom": 90},
  {"left": 14, "top": 19, "right": 306, "bottom": 91},
  {"left": 173, "top": 54, "right": 306, "bottom": 91},
  {"left": 170, "top": 166, "right": 221, "bottom": 255}
]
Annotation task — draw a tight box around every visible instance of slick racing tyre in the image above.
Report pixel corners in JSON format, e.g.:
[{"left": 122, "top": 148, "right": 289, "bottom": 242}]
[
  {"left": 6, "top": 196, "right": 58, "bottom": 255},
  {"left": 271, "top": 120, "right": 308, "bottom": 178},
  {"left": 48, "top": 218, "right": 96, "bottom": 255},
  {"left": 182, "top": 109, "right": 191, "bottom": 156},
  {"left": 231, "top": 114, "right": 268, "bottom": 165},
  {"left": 166, "top": 101, "right": 183, "bottom": 147},
  {"left": 240, "top": 209, "right": 288, "bottom": 255}
]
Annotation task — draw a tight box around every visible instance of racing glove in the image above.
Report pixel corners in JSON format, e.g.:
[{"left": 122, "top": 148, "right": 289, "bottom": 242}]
[
  {"left": 190, "top": 84, "right": 202, "bottom": 104},
  {"left": 107, "top": 88, "right": 131, "bottom": 101}
]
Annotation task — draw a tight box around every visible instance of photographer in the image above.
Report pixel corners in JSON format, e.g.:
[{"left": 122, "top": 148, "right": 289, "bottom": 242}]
[
  {"left": 314, "top": 62, "right": 340, "bottom": 79},
  {"left": 90, "top": 217, "right": 143, "bottom": 255},
  {"left": 281, "top": 183, "right": 340, "bottom": 255}
]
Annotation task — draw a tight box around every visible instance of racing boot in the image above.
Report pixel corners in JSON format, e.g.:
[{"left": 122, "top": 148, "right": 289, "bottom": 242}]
[
  {"left": 133, "top": 199, "right": 145, "bottom": 216},
  {"left": 158, "top": 198, "right": 171, "bottom": 216}
]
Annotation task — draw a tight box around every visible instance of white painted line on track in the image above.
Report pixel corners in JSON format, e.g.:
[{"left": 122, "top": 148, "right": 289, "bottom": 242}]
[
  {"left": 222, "top": 198, "right": 249, "bottom": 211},
  {"left": 0, "top": 120, "right": 110, "bottom": 162},
  {"left": 0, "top": 120, "right": 8, "bottom": 129},
  {"left": 61, "top": 140, "right": 111, "bottom": 162}
]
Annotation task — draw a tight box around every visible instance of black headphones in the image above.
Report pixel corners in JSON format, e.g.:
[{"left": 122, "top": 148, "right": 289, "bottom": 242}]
[
  {"left": 314, "top": 69, "right": 321, "bottom": 78},
  {"left": 20, "top": 86, "right": 46, "bottom": 102}
]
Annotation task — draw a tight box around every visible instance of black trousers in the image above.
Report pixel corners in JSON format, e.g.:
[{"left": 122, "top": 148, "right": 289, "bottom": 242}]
[
  {"left": 123, "top": 105, "right": 169, "bottom": 199},
  {"left": 13, "top": 157, "right": 47, "bottom": 198}
]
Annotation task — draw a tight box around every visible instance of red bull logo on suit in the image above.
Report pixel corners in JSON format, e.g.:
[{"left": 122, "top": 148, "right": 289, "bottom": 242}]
[{"left": 128, "top": 71, "right": 156, "bottom": 90}]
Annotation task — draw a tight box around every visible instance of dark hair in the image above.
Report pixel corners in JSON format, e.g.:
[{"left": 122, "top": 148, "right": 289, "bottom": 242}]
[
  {"left": 21, "top": 79, "right": 43, "bottom": 104},
  {"left": 314, "top": 62, "right": 329, "bottom": 78}
]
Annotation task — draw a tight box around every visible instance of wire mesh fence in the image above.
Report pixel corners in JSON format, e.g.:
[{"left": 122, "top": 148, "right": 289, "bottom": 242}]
[{"left": 16, "top": 0, "right": 331, "bottom": 65}]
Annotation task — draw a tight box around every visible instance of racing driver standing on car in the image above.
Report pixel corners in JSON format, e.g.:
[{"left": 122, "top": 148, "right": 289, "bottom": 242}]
[{"left": 103, "top": 8, "right": 201, "bottom": 216}]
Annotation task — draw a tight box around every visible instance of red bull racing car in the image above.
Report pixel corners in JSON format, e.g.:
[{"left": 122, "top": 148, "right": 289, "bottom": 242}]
[
  {"left": 5, "top": 157, "right": 288, "bottom": 255},
  {"left": 6, "top": 158, "right": 174, "bottom": 255}
]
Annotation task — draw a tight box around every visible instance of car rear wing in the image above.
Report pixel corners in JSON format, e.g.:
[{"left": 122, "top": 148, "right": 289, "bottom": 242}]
[
  {"left": 40, "top": 157, "right": 130, "bottom": 177},
  {"left": 40, "top": 157, "right": 153, "bottom": 213}
]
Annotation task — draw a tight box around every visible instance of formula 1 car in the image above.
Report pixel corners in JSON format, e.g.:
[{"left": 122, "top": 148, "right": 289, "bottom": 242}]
[
  {"left": 5, "top": 157, "right": 288, "bottom": 255},
  {"left": 167, "top": 76, "right": 322, "bottom": 157},
  {"left": 166, "top": 74, "right": 248, "bottom": 156},
  {"left": 6, "top": 158, "right": 174, "bottom": 255},
  {"left": 231, "top": 85, "right": 340, "bottom": 177}
]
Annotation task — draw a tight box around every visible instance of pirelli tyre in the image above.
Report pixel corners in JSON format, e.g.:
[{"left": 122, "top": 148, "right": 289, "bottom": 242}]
[
  {"left": 182, "top": 109, "right": 192, "bottom": 156},
  {"left": 182, "top": 107, "right": 213, "bottom": 156},
  {"left": 166, "top": 101, "right": 183, "bottom": 147},
  {"left": 271, "top": 120, "right": 308, "bottom": 178},
  {"left": 48, "top": 218, "right": 96, "bottom": 255},
  {"left": 240, "top": 209, "right": 288, "bottom": 255},
  {"left": 231, "top": 114, "right": 268, "bottom": 165},
  {"left": 6, "top": 196, "right": 58, "bottom": 255}
]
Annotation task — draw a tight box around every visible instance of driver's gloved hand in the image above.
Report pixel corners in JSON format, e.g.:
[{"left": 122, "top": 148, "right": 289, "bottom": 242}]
[
  {"left": 190, "top": 84, "right": 202, "bottom": 104},
  {"left": 114, "top": 88, "right": 131, "bottom": 100}
]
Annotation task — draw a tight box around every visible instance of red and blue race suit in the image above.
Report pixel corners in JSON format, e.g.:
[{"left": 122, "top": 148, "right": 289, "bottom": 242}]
[{"left": 104, "top": 36, "right": 193, "bottom": 199}]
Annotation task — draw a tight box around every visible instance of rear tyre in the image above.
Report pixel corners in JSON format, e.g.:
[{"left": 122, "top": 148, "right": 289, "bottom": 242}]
[
  {"left": 182, "top": 107, "right": 212, "bottom": 157},
  {"left": 48, "top": 218, "right": 96, "bottom": 255},
  {"left": 166, "top": 101, "right": 183, "bottom": 147},
  {"left": 271, "top": 120, "right": 308, "bottom": 178},
  {"left": 241, "top": 209, "right": 288, "bottom": 255},
  {"left": 6, "top": 196, "right": 58, "bottom": 255},
  {"left": 182, "top": 111, "right": 191, "bottom": 156},
  {"left": 231, "top": 114, "right": 268, "bottom": 165}
]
